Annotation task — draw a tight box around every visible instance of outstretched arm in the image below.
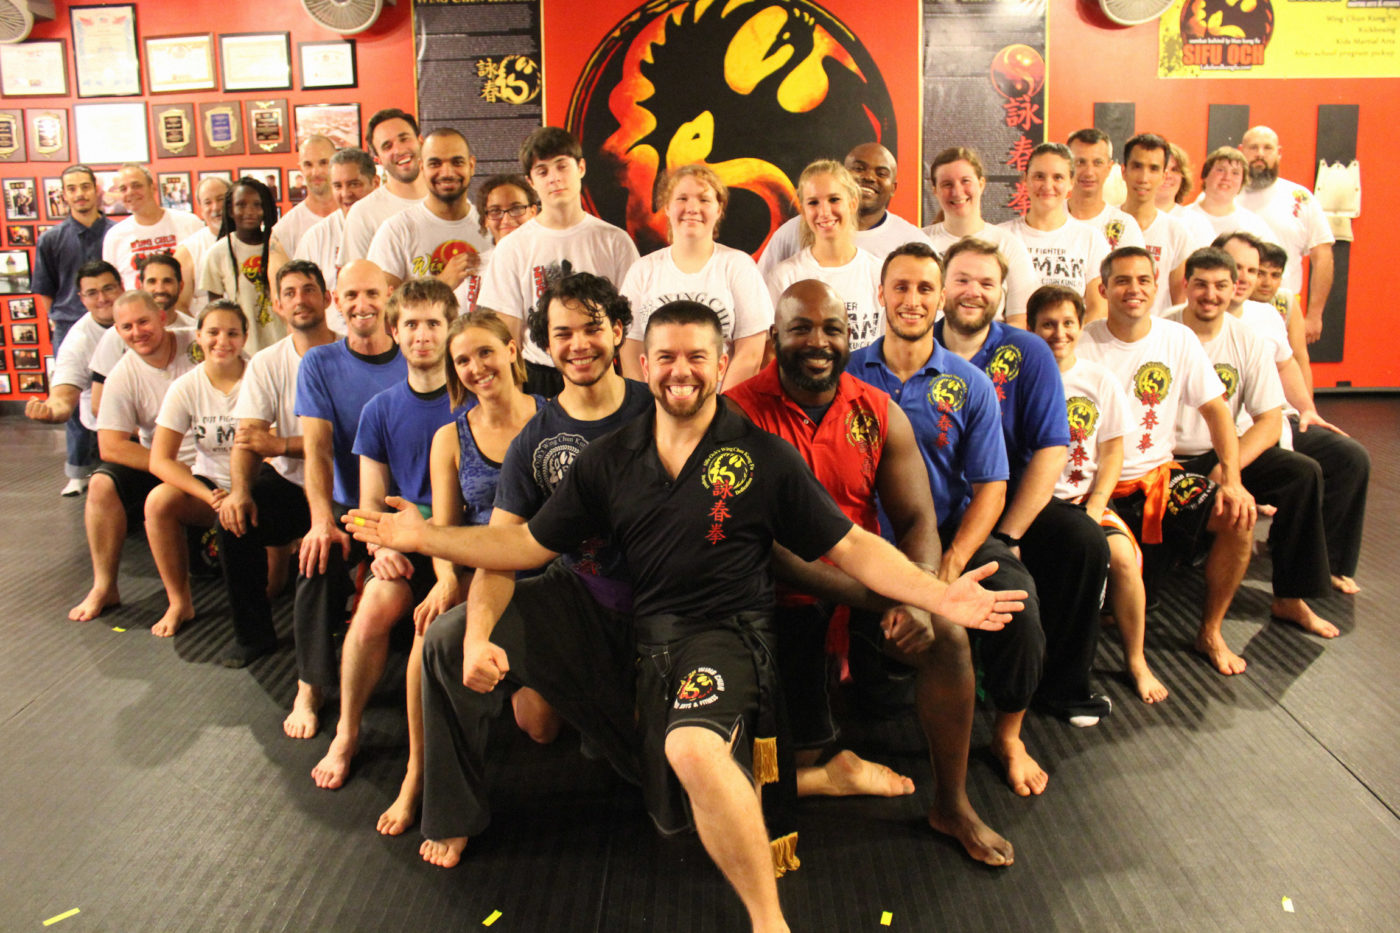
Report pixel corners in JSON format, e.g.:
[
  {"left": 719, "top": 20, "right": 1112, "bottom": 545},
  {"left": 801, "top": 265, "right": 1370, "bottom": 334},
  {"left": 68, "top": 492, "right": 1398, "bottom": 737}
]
[
  {"left": 344, "top": 496, "right": 557, "bottom": 571},
  {"left": 824, "top": 525, "right": 1024, "bottom": 631}
]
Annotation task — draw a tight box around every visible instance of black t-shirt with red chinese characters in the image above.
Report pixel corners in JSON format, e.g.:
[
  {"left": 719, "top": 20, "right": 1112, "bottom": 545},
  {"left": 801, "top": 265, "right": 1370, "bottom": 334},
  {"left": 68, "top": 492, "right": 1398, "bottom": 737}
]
[{"left": 527, "top": 402, "right": 854, "bottom": 623}]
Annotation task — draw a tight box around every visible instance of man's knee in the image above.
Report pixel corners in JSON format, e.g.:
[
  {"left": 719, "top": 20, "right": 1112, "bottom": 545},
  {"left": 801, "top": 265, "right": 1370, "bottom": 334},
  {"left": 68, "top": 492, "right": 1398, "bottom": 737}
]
[
  {"left": 664, "top": 726, "right": 728, "bottom": 786},
  {"left": 348, "top": 578, "right": 411, "bottom": 640},
  {"left": 87, "top": 471, "right": 120, "bottom": 510}
]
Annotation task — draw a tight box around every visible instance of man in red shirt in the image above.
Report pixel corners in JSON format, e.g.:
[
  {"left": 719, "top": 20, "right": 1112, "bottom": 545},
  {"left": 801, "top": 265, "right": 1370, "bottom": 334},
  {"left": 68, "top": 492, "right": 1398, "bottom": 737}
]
[{"left": 727, "top": 279, "right": 1014, "bottom": 867}]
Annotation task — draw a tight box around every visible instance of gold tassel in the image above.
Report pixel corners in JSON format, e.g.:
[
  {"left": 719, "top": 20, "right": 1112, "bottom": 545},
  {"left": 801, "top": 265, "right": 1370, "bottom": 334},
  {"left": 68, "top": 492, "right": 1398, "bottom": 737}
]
[
  {"left": 752, "top": 736, "right": 779, "bottom": 785},
  {"left": 770, "top": 832, "right": 800, "bottom": 878}
]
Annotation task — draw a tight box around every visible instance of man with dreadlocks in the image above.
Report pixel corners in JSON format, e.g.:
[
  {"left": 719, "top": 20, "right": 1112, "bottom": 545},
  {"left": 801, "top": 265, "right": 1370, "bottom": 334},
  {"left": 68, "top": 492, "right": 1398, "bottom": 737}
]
[{"left": 198, "top": 177, "right": 290, "bottom": 354}]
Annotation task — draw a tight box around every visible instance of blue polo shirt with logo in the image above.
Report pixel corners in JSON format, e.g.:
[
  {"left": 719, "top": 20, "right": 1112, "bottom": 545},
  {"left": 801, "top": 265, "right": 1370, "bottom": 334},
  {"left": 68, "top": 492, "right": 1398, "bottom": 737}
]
[
  {"left": 850, "top": 337, "right": 1008, "bottom": 535},
  {"left": 935, "top": 319, "right": 1069, "bottom": 494}
]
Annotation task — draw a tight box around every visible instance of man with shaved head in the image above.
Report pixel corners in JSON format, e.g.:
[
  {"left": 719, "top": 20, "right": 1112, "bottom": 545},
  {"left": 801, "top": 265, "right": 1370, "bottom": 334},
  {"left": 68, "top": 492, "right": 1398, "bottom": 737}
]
[
  {"left": 727, "top": 277, "right": 1015, "bottom": 867},
  {"left": 264, "top": 260, "right": 407, "bottom": 743},
  {"left": 273, "top": 135, "right": 340, "bottom": 256},
  {"left": 758, "top": 142, "right": 933, "bottom": 277},
  {"left": 1237, "top": 125, "right": 1335, "bottom": 343}
]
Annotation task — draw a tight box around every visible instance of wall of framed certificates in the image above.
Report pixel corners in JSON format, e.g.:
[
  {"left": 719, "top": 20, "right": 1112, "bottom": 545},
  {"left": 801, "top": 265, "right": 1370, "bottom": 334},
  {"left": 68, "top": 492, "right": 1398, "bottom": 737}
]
[{"left": 0, "top": 0, "right": 417, "bottom": 401}]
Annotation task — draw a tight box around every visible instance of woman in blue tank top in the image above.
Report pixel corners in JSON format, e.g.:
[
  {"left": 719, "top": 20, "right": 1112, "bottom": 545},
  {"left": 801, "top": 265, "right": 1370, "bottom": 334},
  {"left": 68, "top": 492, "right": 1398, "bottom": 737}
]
[{"left": 382, "top": 310, "right": 546, "bottom": 838}]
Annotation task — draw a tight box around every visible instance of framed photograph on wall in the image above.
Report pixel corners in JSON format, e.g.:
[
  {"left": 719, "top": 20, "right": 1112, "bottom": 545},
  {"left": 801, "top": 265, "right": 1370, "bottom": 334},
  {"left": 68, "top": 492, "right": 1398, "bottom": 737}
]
[
  {"left": 42, "top": 179, "right": 68, "bottom": 221},
  {"left": 145, "top": 33, "right": 216, "bottom": 93},
  {"left": 0, "top": 373, "right": 11, "bottom": 395},
  {"left": 93, "top": 170, "right": 128, "bottom": 217},
  {"left": 294, "top": 103, "right": 360, "bottom": 151},
  {"left": 240, "top": 167, "right": 281, "bottom": 202},
  {"left": 73, "top": 102, "right": 149, "bottom": 164},
  {"left": 198, "top": 101, "right": 244, "bottom": 156},
  {"left": 7, "top": 226, "right": 35, "bottom": 249},
  {"left": 157, "top": 172, "right": 193, "bottom": 212},
  {"left": 9, "top": 296, "right": 36, "bottom": 319},
  {"left": 4, "top": 179, "right": 38, "bottom": 222},
  {"left": 12, "top": 322, "right": 39, "bottom": 346},
  {"left": 152, "top": 102, "right": 197, "bottom": 159},
  {"left": 25, "top": 109, "right": 70, "bottom": 163},
  {"left": 0, "top": 110, "right": 25, "bottom": 163},
  {"left": 198, "top": 169, "right": 233, "bottom": 187},
  {"left": 37, "top": 224, "right": 57, "bottom": 238},
  {"left": 245, "top": 99, "right": 290, "bottom": 155},
  {"left": 0, "top": 249, "right": 30, "bottom": 293},
  {"left": 299, "top": 40, "right": 356, "bottom": 90},
  {"left": 0, "top": 39, "right": 68, "bottom": 97},
  {"left": 220, "top": 33, "right": 292, "bottom": 92},
  {"left": 70, "top": 4, "right": 142, "bottom": 98},
  {"left": 18, "top": 372, "right": 47, "bottom": 393}
]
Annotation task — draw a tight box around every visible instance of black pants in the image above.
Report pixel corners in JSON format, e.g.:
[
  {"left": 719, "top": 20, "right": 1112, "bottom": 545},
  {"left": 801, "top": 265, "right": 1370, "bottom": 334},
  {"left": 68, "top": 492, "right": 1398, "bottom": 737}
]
[
  {"left": 419, "top": 562, "right": 637, "bottom": 841},
  {"left": 1017, "top": 498, "right": 1110, "bottom": 706},
  {"left": 960, "top": 536, "right": 1045, "bottom": 713},
  {"left": 1291, "top": 417, "right": 1369, "bottom": 578},
  {"left": 1180, "top": 446, "right": 1330, "bottom": 598},
  {"left": 524, "top": 360, "right": 564, "bottom": 399},
  {"left": 217, "top": 464, "right": 309, "bottom": 648}
]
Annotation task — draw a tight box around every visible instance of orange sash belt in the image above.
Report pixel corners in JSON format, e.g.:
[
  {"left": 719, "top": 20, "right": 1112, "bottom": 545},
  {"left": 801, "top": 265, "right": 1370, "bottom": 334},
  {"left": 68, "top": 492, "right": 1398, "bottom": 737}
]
[{"left": 1111, "top": 462, "right": 1179, "bottom": 545}]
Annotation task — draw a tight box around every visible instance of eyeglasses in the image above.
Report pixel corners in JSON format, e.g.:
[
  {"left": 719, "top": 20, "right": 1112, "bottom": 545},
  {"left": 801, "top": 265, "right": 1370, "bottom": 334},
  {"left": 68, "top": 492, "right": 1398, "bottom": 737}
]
[
  {"left": 79, "top": 283, "right": 123, "bottom": 300},
  {"left": 484, "top": 204, "right": 532, "bottom": 221}
]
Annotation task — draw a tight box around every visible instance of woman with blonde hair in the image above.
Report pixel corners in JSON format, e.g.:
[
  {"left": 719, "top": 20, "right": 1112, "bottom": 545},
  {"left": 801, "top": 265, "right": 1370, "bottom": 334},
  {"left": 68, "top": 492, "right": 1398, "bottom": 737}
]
[
  {"left": 765, "top": 160, "right": 883, "bottom": 349},
  {"left": 620, "top": 163, "right": 771, "bottom": 389},
  {"left": 923, "top": 147, "right": 1039, "bottom": 325}
]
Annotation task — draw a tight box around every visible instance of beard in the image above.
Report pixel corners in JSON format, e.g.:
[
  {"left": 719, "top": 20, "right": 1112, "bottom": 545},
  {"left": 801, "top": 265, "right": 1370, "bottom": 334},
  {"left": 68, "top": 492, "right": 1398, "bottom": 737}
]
[
  {"left": 653, "top": 380, "right": 713, "bottom": 418},
  {"left": 777, "top": 347, "right": 847, "bottom": 394},
  {"left": 1247, "top": 162, "right": 1278, "bottom": 190},
  {"left": 943, "top": 300, "right": 997, "bottom": 337}
]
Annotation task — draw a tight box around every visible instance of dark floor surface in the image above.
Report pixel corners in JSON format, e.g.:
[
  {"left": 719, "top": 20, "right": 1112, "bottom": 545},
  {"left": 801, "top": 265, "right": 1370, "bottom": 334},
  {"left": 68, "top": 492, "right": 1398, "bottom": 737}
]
[{"left": 2, "top": 397, "right": 1398, "bottom": 932}]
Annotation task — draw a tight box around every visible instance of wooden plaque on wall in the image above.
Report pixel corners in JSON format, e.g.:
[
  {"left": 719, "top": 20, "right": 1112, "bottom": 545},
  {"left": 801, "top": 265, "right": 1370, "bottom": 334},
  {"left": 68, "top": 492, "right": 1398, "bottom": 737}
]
[{"left": 152, "top": 102, "right": 197, "bottom": 159}]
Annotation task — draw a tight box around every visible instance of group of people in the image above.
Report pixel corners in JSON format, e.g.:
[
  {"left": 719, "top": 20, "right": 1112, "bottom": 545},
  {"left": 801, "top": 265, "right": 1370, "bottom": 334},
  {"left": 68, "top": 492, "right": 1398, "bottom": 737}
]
[{"left": 23, "top": 110, "right": 1368, "bottom": 932}]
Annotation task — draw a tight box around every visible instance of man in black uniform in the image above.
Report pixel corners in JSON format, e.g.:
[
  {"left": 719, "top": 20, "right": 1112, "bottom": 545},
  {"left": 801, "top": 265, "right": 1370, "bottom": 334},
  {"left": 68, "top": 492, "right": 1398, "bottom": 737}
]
[{"left": 347, "top": 302, "right": 1025, "bottom": 933}]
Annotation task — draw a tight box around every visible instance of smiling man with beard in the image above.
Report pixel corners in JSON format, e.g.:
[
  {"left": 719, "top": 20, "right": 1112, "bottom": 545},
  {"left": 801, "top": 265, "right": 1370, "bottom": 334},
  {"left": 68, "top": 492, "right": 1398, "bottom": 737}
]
[
  {"left": 932, "top": 238, "right": 1111, "bottom": 738},
  {"left": 728, "top": 278, "right": 1015, "bottom": 867},
  {"left": 367, "top": 129, "right": 493, "bottom": 298}
]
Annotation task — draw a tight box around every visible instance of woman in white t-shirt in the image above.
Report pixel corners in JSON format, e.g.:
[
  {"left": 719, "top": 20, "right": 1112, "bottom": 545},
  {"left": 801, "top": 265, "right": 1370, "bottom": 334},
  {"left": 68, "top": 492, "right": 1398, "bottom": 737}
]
[
  {"left": 923, "top": 147, "right": 1039, "bottom": 325},
  {"left": 998, "top": 143, "right": 1111, "bottom": 322},
  {"left": 146, "top": 301, "right": 248, "bottom": 637},
  {"left": 620, "top": 164, "right": 771, "bottom": 389},
  {"left": 765, "top": 160, "right": 883, "bottom": 349},
  {"left": 457, "top": 173, "right": 541, "bottom": 313},
  {"left": 199, "top": 178, "right": 289, "bottom": 355}
]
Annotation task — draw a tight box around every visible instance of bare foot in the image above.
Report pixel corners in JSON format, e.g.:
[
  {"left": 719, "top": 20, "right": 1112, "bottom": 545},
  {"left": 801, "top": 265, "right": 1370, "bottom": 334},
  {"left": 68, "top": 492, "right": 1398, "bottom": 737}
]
[
  {"left": 69, "top": 586, "right": 119, "bottom": 621},
  {"left": 1129, "top": 661, "right": 1169, "bottom": 704},
  {"left": 1272, "top": 597, "right": 1339, "bottom": 638},
  {"left": 377, "top": 782, "right": 419, "bottom": 836},
  {"left": 991, "top": 736, "right": 1048, "bottom": 797},
  {"left": 420, "top": 836, "right": 467, "bottom": 868},
  {"left": 151, "top": 604, "right": 194, "bottom": 638},
  {"left": 282, "top": 682, "right": 322, "bottom": 740},
  {"left": 311, "top": 732, "right": 357, "bottom": 789},
  {"left": 1330, "top": 574, "right": 1361, "bottom": 595},
  {"left": 800, "top": 749, "right": 915, "bottom": 797},
  {"left": 1194, "top": 634, "right": 1247, "bottom": 675},
  {"left": 928, "top": 804, "right": 1014, "bottom": 866}
]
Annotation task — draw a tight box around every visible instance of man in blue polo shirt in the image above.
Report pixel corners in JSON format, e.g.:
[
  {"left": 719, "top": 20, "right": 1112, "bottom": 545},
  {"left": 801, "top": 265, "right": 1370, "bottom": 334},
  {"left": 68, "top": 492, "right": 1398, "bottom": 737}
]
[
  {"left": 852, "top": 241, "right": 1065, "bottom": 798},
  {"left": 935, "top": 237, "right": 1110, "bottom": 723},
  {"left": 32, "top": 165, "right": 113, "bottom": 496},
  {"left": 278, "top": 259, "right": 407, "bottom": 738}
]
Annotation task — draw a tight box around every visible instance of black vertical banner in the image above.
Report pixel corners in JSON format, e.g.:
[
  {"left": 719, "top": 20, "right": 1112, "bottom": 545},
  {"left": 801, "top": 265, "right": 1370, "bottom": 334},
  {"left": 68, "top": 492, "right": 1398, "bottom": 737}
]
[
  {"left": 921, "top": 0, "right": 1046, "bottom": 226},
  {"left": 414, "top": 0, "right": 544, "bottom": 180}
]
